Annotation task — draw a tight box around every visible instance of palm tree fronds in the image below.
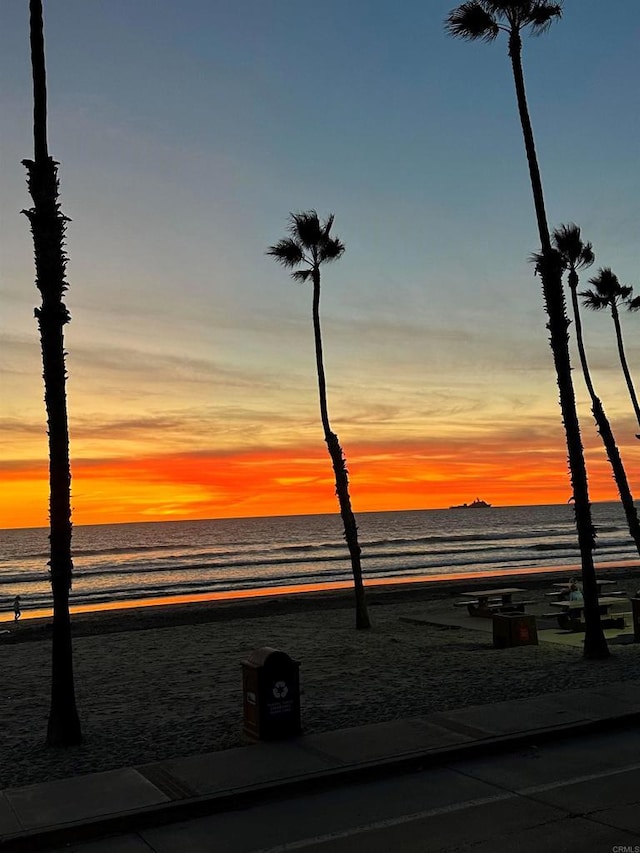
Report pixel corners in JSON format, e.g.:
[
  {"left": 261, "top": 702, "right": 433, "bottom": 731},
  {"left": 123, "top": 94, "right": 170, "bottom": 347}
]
[
  {"left": 586, "top": 268, "right": 637, "bottom": 309},
  {"left": 266, "top": 238, "right": 304, "bottom": 268},
  {"left": 551, "top": 223, "right": 594, "bottom": 271},
  {"left": 291, "top": 269, "right": 313, "bottom": 283},
  {"left": 321, "top": 214, "right": 335, "bottom": 239},
  {"left": 528, "top": 250, "right": 548, "bottom": 274},
  {"left": 268, "top": 210, "right": 344, "bottom": 269},
  {"left": 579, "top": 242, "right": 595, "bottom": 270},
  {"left": 445, "top": 2, "right": 499, "bottom": 42},
  {"left": 579, "top": 288, "right": 609, "bottom": 311},
  {"left": 483, "top": 0, "right": 562, "bottom": 33},
  {"left": 626, "top": 295, "right": 640, "bottom": 312},
  {"left": 590, "top": 267, "right": 619, "bottom": 289},
  {"left": 619, "top": 284, "right": 634, "bottom": 301},
  {"left": 585, "top": 267, "right": 625, "bottom": 306},
  {"left": 289, "top": 210, "right": 323, "bottom": 250},
  {"left": 318, "top": 238, "right": 345, "bottom": 264},
  {"left": 526, "top": 2, "right": 563, "bottom": 34}
]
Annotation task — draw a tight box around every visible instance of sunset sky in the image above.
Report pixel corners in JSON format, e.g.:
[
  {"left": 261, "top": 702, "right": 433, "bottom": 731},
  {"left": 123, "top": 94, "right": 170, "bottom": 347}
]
[{"left": 1, "top": 0, "right": 639, "bottom": 529}]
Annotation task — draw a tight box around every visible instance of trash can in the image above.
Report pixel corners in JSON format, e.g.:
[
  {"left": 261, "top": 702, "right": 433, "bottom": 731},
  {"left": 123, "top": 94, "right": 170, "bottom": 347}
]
[
  {"left": 631, "top": 597, "right": 640, "bottom": 643},
  {"left": 493, "top": 613, "right": 538, "bottom": 648},
  {"left": 241, "top": 646, "right": 301, "bottom": 741}
]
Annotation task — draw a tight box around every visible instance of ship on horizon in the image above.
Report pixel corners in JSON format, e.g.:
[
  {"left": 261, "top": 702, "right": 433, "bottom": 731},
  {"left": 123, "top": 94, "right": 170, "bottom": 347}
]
[{"left": 449, "top": 497, "right": 492, "bottom": 509}]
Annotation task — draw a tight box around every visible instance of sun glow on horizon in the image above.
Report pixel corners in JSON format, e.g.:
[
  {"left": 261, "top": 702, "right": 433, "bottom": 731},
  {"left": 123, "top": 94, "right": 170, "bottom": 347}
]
[{"left": 1, "top": 428, "right": 636, "bottom": 529}]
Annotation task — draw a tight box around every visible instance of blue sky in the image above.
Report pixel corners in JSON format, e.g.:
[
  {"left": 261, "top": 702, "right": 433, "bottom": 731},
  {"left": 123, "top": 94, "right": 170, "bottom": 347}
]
[{"left": 1, "top": 0, "right": 639, "bottom": 524}]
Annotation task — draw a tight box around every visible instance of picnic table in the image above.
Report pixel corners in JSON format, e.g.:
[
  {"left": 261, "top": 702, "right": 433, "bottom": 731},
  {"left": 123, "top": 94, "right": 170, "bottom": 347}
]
[
  {"left": 551, "top": 579, "right": 618, "bottom": 596},
  {"left": 549, "top": 596, "right": 627, "bottom": 631},
  {"left": 457, "top": 587, "right": 529, "bottom": 618}
]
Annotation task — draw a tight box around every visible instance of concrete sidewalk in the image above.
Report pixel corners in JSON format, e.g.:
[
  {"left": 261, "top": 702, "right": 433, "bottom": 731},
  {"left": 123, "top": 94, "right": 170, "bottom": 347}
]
[
  {"left": 400, "top": 598, "right": 635, "bottom": 647},
  {"left": 2, "top": 680, "right": 640, "bottom": 852}
]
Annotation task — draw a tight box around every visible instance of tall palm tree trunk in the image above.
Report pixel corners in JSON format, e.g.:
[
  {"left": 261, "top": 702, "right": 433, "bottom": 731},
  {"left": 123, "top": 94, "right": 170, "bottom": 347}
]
[
  {"left": 568, "top": 273, "right": 596, "bottom": 401},
  {"left": 23, "top": 0, "right": 81, "bottom": 744},
  {"left": 312, "top": 271, "right": 370, "bottom": 629},
  {"left": 509, "top": 32, "right": 607, "bottom": 659},
  {"left": 568, "top": 273, "right": 640, "bottom": 555},
  {"left": 611, "top": 302, "right": 640, "bottom": 430},
  {"left": 509, "top": 35, "right": 550, "bottom": 251}
]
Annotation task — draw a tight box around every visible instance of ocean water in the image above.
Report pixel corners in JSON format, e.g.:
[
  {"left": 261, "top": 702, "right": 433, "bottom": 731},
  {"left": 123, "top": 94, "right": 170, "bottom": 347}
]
[{"left": 1, "top": 502, "right": 638, "bottom": 614}]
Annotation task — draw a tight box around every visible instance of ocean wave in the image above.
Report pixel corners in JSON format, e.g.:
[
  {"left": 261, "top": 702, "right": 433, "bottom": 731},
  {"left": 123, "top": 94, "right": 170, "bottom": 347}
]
[
  {"left": 40, "top": 542, "right": 551, "bottom": 577},
  {"left": 2, "top": 537, "right": 631, "bottom": 585},
  {"left": 2, "top": 503, "right": 636, "bottom": 606},
  {"left": 7, "top": 527, "right": 578, "bottom": 564}
]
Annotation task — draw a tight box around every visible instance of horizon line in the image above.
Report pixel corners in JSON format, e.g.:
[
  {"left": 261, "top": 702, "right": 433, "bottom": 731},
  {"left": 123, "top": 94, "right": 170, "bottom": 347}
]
[{"left": 0, "top": 498, "right": 623, "bottom": 533}]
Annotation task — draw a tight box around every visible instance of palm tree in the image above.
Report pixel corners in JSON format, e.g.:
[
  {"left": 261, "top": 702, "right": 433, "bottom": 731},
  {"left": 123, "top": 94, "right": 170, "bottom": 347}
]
[
  {"left": 268, "top": 211, "right": 370, "bottom": 629},
  {"left": 445, "top": 1, "right": 608, "bottom": 658},
  {"left": 549, "top": 225, "right": 640, "bottom": 555},
  {"left": 22, "top": 0, "right": 82, "bottom": 744},
  {"left": 581, "top": 268, "right": 640, "bottom": 436}
]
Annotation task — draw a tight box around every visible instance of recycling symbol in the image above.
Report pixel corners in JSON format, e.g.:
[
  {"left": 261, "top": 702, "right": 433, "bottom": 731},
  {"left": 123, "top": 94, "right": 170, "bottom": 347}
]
[{"left": 272, "top": 680, "right": 288, "bottom": 699}]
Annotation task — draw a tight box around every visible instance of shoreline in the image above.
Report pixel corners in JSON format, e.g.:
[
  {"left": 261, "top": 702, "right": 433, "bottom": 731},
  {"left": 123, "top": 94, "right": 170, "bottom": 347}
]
[{"left": 3, "top": 559, "right": 640, "bottom": 640}]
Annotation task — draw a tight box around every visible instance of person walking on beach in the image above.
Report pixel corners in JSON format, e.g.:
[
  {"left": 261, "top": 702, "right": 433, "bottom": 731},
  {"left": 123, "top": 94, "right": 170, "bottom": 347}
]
[{"left": 13, "top": 595, "right": 21, "bottom": 621}]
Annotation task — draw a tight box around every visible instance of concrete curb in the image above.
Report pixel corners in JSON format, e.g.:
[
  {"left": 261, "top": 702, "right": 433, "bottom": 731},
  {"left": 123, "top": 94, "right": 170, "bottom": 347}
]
[{"left": 3, "top": 710, "right": 640, "bottom": 853}]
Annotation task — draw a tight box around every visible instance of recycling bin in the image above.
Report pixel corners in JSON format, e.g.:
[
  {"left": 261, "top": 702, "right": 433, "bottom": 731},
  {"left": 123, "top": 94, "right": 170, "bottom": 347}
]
[
  {"left": 241, "top": 646, "right": 301, "bottom": 740},
  {"left": 493, "top": 613, "right": 538, "bottom": 648}
]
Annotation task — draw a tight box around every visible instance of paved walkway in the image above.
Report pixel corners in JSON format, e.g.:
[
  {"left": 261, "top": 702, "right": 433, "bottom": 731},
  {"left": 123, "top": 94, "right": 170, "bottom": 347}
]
[
  {"left": 403, "top": 595, "right": 635, "bottom": 648},
  {"left": 2, "top": 678, "right": 640, "bottom": 852}
]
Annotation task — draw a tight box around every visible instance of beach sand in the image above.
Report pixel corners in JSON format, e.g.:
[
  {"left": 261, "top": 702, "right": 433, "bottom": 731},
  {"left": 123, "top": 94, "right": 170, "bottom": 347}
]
[{"left": 2, "top": 569, "right": 640, "bottom": 790}]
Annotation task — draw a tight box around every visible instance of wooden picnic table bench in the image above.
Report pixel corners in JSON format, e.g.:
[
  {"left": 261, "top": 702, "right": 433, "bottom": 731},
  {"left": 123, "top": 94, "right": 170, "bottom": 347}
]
[
  {"left": 549, "top": 596, "right": 627, "bottom": 631},
  {"left": 457, "top": 587, "right": 528, "bottom": 618}
]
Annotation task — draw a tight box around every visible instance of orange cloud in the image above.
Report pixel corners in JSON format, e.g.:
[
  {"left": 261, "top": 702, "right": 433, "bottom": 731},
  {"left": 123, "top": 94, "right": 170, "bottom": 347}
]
[{"left": 2, "top": 423, "right": 638, "bottom": 529}]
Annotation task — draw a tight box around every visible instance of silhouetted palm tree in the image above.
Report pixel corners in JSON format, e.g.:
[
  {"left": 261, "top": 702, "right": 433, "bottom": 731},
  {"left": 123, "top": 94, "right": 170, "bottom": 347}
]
[
  {"left": 22, "top": 0, "right": 81, "bottom": 744},
  {"left": 268, "top": 211, "right": 370, "bottom": 629},
  {"left": 549, "top": 225, "right": 640, "bottom": 555},
  {"left": 581, "top": 268, "right": 640, "bottom": 436},
  {"left": 445, "top": 1, "right": 608, "bottom": 658}
]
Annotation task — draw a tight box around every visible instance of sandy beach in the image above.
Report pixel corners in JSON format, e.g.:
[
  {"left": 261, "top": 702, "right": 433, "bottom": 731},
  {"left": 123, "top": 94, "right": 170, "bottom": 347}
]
[{"left": 2, "top": 568, "right": 640, "bottom": 791}]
